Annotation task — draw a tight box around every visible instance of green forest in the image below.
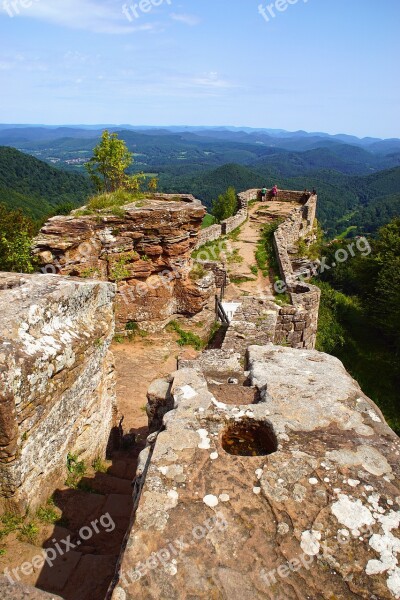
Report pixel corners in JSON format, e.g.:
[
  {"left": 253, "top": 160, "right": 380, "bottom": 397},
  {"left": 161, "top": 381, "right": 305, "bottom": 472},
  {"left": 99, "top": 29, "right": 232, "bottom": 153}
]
[
  {"left": 314, "top": 220, "right": 400, "bottom": 434},
  {"left": 0, "top": 146, "right": 93, "bottom": 220}
]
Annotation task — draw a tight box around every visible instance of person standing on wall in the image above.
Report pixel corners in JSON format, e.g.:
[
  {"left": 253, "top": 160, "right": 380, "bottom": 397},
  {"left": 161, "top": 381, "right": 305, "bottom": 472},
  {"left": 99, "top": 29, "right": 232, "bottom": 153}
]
[{"left": 261, "top": 186, "right": 267, "bottom": 201}]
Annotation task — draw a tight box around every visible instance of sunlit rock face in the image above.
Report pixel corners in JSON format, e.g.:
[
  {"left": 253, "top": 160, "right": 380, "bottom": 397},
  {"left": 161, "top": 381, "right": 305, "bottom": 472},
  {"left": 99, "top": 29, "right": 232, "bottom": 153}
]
[
  {"left": 33, "top": 195, "right": 215, "bottom": 331},
  {"left": 0, "top": 273, "right": 116, "bottom": 513},
  {"left": 112, "top": 345, "right": 400, "bottom": 600}
]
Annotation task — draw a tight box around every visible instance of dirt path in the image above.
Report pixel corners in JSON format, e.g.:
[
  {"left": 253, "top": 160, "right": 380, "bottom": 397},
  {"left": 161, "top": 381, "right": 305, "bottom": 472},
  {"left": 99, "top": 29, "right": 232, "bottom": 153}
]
[
  {"left": 225, "top": 200, "right": 298, "bottom": 300},
  {"left": 113, "top": 334, "right": 179, "bottom": 434}
]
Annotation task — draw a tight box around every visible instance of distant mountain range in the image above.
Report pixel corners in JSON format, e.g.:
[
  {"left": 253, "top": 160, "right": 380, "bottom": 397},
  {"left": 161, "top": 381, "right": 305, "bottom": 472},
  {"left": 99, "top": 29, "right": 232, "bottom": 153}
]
[
  {"left": 0, "top": 124, "right": 399, "bottom": 235},
  {"left": 1, "top": 124, "right": 399, "bottom": 153}
]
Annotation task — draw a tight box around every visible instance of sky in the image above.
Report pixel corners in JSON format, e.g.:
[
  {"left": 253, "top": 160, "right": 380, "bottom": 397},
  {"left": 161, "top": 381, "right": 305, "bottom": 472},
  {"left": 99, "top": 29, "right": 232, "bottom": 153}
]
[{"left": 0, "top": 0, "right": 399, "bottom": 138}]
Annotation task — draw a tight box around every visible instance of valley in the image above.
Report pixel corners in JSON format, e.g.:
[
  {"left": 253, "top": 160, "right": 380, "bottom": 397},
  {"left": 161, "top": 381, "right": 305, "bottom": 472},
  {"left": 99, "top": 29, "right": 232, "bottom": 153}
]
[{"left": 1, "top": 125, "right": 399, "bottom": 236}]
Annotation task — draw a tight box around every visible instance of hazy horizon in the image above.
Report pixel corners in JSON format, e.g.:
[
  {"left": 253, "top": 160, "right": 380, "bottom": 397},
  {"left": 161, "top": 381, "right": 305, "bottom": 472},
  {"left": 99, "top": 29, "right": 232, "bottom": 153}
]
[{"left": 0, "top": 123, "right": 399, "bottom": 142}]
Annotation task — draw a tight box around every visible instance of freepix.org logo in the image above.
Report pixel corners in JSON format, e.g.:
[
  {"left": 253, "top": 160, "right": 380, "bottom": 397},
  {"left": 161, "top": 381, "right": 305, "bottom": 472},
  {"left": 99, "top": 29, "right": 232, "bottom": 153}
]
[
  {"left": 258, "top": 0, "right": 309, "bottom": 23},
  {"left": 122, "top": 0, "right": 172, "bottom": 23},
  {"left": 2, "top": 0, "right": 40, "bottom": 18}
]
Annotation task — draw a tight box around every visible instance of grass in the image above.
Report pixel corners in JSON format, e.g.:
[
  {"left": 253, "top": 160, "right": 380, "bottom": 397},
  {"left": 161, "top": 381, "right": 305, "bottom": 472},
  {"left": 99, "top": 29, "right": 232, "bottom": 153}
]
[
  {"left": 190, "top": 263, "right": 207, "bottom": 281},
  {"left": 202, "top": 214, "right": 216, "bottom": 229},
  {"left": 65, "top": 453, "right": 87, "bottom": 489},
  {"left": 337, "top": 225, "right": 358, "bottom": 239},
  {"left": 227, "top": 226, "right": 243, "bottom": 242},
  {"left": 125, "top": 321, "right": 148, "bottom": 340},
  {"left": 227, "top": 249, "right": 244, "bottom": 264},
  {"left": 206, "top": 321, "right": 224, "bottom": 348},
  {"left": 81, "top": 267, "right": 101, "bottom": 279},
  {"left": 87, "top": 190, "right": 145, "bottom": 212},
  {"left": 250, "top": 265, "right": 258, "bottom": 276},
  {"left": 230, "top": 276, "right": 255, "bottom": 284},
  {"left": 166, "top": 320, "right": 203, "bottom": 350},
  {"left": 192, "top": 238, "right": 225, "bottom": 261},
  {"left": 36, "top": 504, "right": 59, "bottom": 525},
  {"left": 255, "top": 219, "right": 283, "bottom": 279},
  {"left": 18, "top": 523, "right": 39, "bottom": 544},
  {"left": 92, "top": 456, "right": 108, "bottom": 473},
  {"left": 110, "top": 257, "right": 130, "bottom": 283},
  {"left": 0, "top": 514, "right": 24, "bottom": 540}
]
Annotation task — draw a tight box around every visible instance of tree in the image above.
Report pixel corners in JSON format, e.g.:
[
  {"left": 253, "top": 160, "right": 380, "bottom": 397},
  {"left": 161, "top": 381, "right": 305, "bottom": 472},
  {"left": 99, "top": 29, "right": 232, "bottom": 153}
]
[
  {"left": 148, "top": 177, "right": 158, "bottom": 193},
  {"left": 369, "top": 218, "right": 400, "bottom": 350},
  {"left": 0, "top": 203, "right": 37, "bottom": 273},
  {"left": 85, "top": 131, "right": 134, "bottom": 193},
  {"left": 211, "top": 187, "right": 237, "bottom": 223}
]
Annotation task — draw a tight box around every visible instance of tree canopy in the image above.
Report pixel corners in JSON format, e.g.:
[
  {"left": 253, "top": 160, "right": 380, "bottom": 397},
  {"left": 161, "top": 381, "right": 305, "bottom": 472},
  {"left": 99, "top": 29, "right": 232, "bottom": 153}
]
[
  {"left": 0, "top": 203, "right": 37, "bottom": 273},
  {"left": 85, "top": 130, "right": 134, "bottom": 193},
  {"left": 211, "top": 186, "right": 237, "bottom": 223}
]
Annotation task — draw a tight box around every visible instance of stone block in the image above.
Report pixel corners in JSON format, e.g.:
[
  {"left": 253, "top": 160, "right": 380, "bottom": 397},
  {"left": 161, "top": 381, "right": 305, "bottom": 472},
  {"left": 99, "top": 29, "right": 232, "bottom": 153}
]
[{"left": 0, "top": 273, "right": 116, "bottom": 513}]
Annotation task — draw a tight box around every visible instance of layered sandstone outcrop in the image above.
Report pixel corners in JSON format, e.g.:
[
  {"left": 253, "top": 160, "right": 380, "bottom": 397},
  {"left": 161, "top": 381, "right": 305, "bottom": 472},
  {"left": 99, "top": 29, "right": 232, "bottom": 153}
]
[
  {"left": 112, "top": 345, "right": 400, "bottom": 600},
  {"left": 33, "top": 195, "right": 215, "bottom": 331},
  {"left": 0, "top": 273, "right": 116, "bottom": 513}
]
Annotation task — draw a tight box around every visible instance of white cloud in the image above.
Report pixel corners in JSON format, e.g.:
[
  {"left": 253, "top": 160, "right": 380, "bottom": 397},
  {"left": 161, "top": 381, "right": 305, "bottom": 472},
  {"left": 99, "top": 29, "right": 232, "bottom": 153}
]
[
  {"left": 170, "top": 12, "right": 200, "bottom": 26},
  {"left": 191, "top": 72, "right": 233, "bottom": 89},
  {"left": 0, "top": 53, "right": 48, "bottom": 72},
  {"left": 0, "top": 0, "right": 158, "bottom": 34}
]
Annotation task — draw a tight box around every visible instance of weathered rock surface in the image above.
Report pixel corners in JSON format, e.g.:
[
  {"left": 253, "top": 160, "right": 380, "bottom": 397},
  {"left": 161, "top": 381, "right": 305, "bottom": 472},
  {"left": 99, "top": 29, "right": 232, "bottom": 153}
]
[
  {"left": 0, "top": 273, "right": 116, "bottom": 513},
  {"left": 33, "top": 195, "right": 215, "bottom": 331},
  {"left": 112, "top": 345, "right": 400, "bottom": 600},
  {"left": 0, "top": 577, "right": 63, "bottom": 599}
]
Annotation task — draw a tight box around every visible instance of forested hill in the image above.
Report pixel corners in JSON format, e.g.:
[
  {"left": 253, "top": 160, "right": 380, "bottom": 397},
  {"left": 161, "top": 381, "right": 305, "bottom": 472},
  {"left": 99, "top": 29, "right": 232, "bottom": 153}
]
[
  {"left": 159, "top": 163, "right": 400, "bottom": 237},
  {"left": 1, "top": 142, "right": 399, "bottom": 238},
  {"left": 159, "top": 164, "right": 266, "bottom": 203},
  {"left": 0, "top": 146, "right": 93, "bottom": 220}
]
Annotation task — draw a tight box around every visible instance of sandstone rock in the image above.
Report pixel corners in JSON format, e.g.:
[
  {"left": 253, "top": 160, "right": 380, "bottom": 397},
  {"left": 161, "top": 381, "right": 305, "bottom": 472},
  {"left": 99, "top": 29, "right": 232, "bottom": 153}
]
[
  {"left": 0, "top": 578, "right": 63, "bottom": 599},
  {"left": 112, "top": 345, "right": 399, "bottom": 600},
  {"left": 33, "top": 195, "right": 215, "bottom": 331},
  {"left": 0, "top": 273, "right": 116, "bottom": 513}
]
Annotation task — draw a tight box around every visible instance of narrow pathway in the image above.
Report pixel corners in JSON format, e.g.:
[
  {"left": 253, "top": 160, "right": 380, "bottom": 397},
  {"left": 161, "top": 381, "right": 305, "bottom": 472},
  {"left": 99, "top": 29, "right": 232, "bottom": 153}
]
[{"left": 224, "top": 200, "right": 298, "bottom": 301}]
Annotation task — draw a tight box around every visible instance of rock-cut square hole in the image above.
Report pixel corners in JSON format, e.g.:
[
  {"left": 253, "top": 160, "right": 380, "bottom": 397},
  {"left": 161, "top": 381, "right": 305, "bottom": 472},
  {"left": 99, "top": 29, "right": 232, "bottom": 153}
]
[{"left": 221, "top": 420, "right": 278, "bottom": 457}]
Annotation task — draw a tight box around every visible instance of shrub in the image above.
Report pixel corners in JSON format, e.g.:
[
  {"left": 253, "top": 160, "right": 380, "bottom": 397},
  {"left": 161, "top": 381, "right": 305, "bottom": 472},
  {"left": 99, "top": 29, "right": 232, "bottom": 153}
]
[
  {"left": 92, "top": 456, "right": 108, "bottom": 473},
  {"left": 250, "top": 265, "right": 258, "bottom": 276},
  {"left": 65, "top": 453, "right": 86, "bottom": 489},
  {"left": 36, "top": 504, "right": 59, "bottom": 525},
  {"left": 166, "top": 321, "right": 203, "bottom": 350},
  {"left": 18, "top": 523, "right": 39, "bottom": 544},
  {"left": 190, "top": 263, "right": 206, "bottom": 281}
]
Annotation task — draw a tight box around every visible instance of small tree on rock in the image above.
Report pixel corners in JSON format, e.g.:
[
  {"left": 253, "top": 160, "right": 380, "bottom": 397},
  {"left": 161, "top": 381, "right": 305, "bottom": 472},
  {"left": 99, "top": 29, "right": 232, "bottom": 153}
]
[{"left": 85, "top": 130, "right": 135, "bottom": 193}]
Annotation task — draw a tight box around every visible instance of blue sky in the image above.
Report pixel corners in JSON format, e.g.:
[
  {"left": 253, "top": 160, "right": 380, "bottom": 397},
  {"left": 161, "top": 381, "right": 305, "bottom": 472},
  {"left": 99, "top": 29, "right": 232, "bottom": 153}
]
[{"left": 0, "top": 0, "right": 399, "bottom": 138}]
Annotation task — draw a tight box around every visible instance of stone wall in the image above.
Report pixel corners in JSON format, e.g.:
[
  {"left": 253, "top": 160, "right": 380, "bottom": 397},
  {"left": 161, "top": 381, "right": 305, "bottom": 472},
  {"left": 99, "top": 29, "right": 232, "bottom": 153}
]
[
  {"left": 273, "top": 193, "right": 320, "bottom": 349},
  {"left": 221, "top": 297, "right": 277, "bottom": 353},
  {"left": 274, "top": 193, "right": 318, "bottom": 284},
  {"left": 194, "top": 223, "right": 221, "bottom": 248},
  {"left": 33, "top": 195, "right": 215, "bottom": 332},
  {"left": 196, "top": 189, "right": 320, "bottom": 349},
  {"left": 194, "top": 189, "right": 257, "bottom": 249},
  {"left": 0, "top": 273, "right": 116, "bottom": 513},
  {"left": 196, "top": 261, "right": 229, "bottom": 288},
  {"left": 221, "top": 208, "right": 247, "bottom": 235}
]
